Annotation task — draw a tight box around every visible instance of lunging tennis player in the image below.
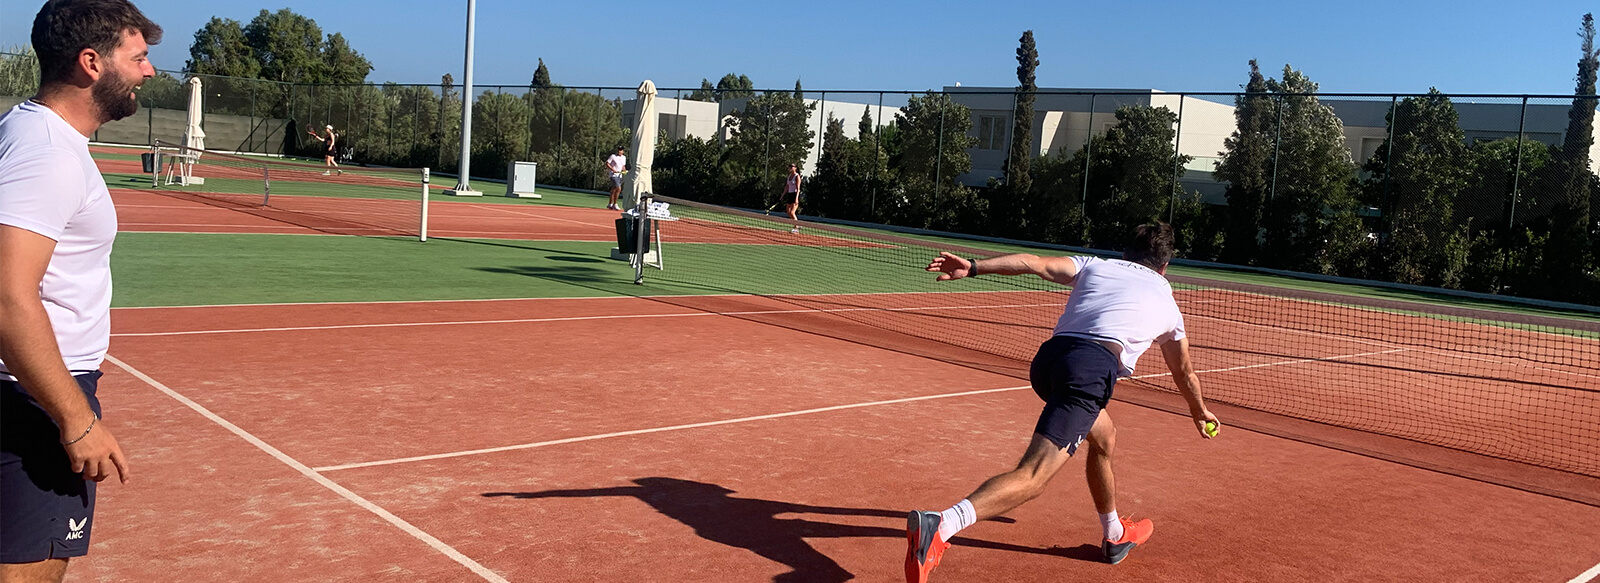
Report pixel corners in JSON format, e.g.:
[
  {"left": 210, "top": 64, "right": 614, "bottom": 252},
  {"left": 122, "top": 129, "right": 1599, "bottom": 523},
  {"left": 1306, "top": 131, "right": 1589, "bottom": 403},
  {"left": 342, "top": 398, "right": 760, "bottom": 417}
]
[{"left": 906, "top": 222, "right": 1219, "bottom": 582}]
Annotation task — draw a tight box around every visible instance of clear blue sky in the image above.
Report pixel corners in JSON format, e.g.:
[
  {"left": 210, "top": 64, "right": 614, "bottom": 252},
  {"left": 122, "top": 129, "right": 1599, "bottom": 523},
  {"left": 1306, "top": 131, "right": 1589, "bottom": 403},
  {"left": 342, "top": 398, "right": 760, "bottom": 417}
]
[{"left": 3, "top": 0, "right": 1597, "bottom": 97}]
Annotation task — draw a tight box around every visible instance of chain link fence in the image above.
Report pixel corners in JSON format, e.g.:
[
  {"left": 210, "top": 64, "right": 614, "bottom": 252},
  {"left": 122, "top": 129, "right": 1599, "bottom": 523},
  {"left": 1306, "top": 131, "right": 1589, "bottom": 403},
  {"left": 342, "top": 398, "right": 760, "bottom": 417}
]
[{"left": 3, "top": 49, "right": 1595, "bottom": 303}]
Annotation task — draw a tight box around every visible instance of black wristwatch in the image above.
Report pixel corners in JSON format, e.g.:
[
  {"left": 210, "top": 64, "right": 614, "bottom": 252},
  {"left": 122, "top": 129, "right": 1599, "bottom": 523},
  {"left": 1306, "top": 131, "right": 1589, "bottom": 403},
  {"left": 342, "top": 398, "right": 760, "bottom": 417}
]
[{"left": 968, "top": 258, "right": 979, "bottom": 276}]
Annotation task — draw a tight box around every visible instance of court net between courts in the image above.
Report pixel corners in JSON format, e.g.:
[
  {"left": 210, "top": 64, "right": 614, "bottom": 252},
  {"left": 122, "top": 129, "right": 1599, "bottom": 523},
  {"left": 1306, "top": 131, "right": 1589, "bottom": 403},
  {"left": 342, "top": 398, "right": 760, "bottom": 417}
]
[
  {"left": 149, "top": 140, "right": 431, "bottom": 240},
  {"left": 637, "top": 194, "right": 1600, "bottom": 485}
]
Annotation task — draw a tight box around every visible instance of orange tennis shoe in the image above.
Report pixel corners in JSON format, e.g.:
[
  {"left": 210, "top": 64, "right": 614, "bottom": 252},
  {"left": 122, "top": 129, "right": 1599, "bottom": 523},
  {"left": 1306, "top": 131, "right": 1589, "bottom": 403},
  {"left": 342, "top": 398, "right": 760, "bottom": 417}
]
[
  {"left": 905, "top": 510, "right": 951, "bottom": 583},
  {"left": 1101, "top": 516, "right": 1153, "bottom": 565}
]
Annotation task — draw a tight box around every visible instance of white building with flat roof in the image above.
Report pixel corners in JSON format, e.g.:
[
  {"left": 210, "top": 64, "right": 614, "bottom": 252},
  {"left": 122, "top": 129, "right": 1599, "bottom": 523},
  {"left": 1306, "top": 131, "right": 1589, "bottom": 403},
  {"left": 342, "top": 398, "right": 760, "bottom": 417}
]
[
  {"left": 621, "top": 95, "right": 902, "bottom": 175},
  {"left": 944, "top": 87, "right": 1236, "bottom": 202}
]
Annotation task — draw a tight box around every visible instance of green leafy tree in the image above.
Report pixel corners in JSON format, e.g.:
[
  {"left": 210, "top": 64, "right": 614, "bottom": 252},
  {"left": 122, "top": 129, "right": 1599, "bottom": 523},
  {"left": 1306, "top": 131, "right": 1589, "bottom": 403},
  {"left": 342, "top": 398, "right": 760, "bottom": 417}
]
[
  {"left": 687, "top": 79, "right": 716, "bottom": 102},
  {"left": 185, "top": 18, "right": 260, "bottom": 79},
  {"left": 723, "top": 90, "right": 815, "bottom": 207},
  {"left": 471, "top": 89, "right": 531, "bottom": 179},
  {"left": 320, "top": 32, "right": 371, "bottom": 84},
  {"left": 715, "top": 73, "right": 754, "bottom": 99},
  {"left": 885, "top": 91, "right": 983, "bottom": 230},
  {"left": 655, "top": 135, "right": 724, "bottom": 201},
  {"left": 1079, "top": 106, "right": 1191, "bottom": 246},
  {"left": 0, "top": 47, "right": 40, "bottom": 97},
  {"left": 1214, "top": 60, "right": 1273, "bottom": 265},
  {"left": 807, "top": 114, "right": 889, "bottom": 221},
  {"left": 1363, "top": 89, "right": 1471, "bottom": 287},
  {"left": 1256, "top": 66, "right": 1364, "bottom": 274},
  {"left": 793, "top": 79, "right": 803, "bottom": 100},
  {"left": 241, "top": 9, "right": 327, "bottom": 83}
]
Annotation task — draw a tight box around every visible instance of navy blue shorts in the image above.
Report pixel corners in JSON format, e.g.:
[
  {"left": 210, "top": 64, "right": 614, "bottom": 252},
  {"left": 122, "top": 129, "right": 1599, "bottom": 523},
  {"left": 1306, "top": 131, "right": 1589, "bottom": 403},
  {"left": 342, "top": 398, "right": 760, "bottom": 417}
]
[
  {"left": 1, "top": 372, "right": 101, "bottom": 563},
  {"left": 1029, "top": 336, "right": 1120, "bottom": 455}
]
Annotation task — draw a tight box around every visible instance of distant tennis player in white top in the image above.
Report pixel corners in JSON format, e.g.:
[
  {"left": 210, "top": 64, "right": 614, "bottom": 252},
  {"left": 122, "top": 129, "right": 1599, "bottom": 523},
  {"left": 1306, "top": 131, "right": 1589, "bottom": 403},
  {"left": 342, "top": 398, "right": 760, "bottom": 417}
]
[
  {"left": 604, "top": 146, "right": 627, "bottom": 211},
  {"left": 904, "top": 222, "right": 1219, "bottom": 583}
]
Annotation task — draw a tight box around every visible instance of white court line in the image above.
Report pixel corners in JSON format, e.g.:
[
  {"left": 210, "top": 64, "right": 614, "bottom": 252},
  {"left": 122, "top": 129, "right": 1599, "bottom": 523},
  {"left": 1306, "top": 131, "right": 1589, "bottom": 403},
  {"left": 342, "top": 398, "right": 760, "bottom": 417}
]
[
  {"left": 315, "top": 384, "right": 1033, "bottom": 472},
  {"left": 1571, "top": 561, "right": 1600, "bottom": 583},
  {"left": 473, "top": 203, "right": 611, "bottom": 228},
  {"left": 104, "top": 355, "right": 510, "bottom": 583},
  {"left": 110, "top": 302, "right": 1066, "bottom": 337},
  {"left": 110, "top": 287, "right": 1055, "bottom": 311},
  {"left": 315, "top": 348, "right": 1397, "bottom": 473}
]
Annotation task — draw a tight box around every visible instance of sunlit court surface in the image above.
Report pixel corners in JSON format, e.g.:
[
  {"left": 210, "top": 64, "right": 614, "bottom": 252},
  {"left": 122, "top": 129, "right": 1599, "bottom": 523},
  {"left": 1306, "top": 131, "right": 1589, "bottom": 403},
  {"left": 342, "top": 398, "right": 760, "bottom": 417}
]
[{"left": 39, "top": 142, "right": 1596, "bottom": 582}]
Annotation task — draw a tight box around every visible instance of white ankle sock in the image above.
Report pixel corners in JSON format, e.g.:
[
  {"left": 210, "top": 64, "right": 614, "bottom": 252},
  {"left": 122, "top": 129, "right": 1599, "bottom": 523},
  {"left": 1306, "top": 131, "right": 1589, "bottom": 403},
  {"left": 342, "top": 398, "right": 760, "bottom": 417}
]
[
  {"left": 1100, "top": 510, "right": 1123, "bottom": 541},
  {"left": 937, "top": 499, "right": 976, "bottom": 541}
]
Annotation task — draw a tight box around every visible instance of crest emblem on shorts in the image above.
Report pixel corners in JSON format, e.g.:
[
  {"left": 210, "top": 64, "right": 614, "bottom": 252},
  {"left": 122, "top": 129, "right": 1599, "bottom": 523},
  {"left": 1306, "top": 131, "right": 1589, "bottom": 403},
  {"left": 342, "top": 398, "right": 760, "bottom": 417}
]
[{"left": 66, "top": 517, "right": 87, "bottom": 540}]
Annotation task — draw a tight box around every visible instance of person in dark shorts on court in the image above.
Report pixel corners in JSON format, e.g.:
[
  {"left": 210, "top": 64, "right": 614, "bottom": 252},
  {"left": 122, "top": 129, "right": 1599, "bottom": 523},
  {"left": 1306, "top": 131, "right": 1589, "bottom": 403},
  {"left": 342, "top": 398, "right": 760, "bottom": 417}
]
[
  {"left": 307, "top": 123, "right": 342, "bottom": 175},
  {"left": 904, "top": 222, "right": 1220, "bottom": 583},
  {"left": 782, "top": 163, "right": 802, "bottom": 233},
  {"left": 0, "top": 1, "right": 157, "bottom": 581}
]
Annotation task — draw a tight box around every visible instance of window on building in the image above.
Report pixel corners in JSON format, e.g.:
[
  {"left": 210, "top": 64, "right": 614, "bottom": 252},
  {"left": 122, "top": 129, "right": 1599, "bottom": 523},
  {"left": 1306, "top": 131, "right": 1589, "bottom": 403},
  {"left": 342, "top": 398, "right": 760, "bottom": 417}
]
[{"left": 977, "top": 115, "right": 1007, "bottom": 150}]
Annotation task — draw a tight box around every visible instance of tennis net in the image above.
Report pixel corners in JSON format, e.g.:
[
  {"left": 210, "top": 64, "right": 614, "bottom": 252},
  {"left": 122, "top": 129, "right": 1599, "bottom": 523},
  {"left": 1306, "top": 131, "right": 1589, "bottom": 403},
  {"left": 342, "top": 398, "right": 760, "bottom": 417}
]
[
  {"left": 149, "top": 140, "right": 431, "bottom": 240},
  {"left": 637, "top": 194, "right": 1600, "bottom": 487}
]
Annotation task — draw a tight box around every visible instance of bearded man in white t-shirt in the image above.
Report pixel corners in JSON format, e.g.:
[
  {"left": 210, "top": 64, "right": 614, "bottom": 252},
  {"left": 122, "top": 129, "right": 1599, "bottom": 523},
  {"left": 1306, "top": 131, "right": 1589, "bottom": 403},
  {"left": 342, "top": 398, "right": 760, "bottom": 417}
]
[
  {"left": 904, "top": 222, "right": 1221, "bottom": 583},
  {"left": 0, "top": 1, "right": 159, "bottom": 580}
]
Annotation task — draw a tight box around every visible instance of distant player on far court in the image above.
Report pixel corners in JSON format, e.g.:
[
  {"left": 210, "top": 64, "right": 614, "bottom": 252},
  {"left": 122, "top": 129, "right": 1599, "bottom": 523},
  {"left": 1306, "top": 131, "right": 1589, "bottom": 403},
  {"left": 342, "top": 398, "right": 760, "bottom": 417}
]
[
  {"left": 905, "top": 222, "right": 1219, "bottom": 583},
  {"left": 604, "top": 146, "right": 627, "bottom": 211},
  {"left": 306, "top": 124, "right": 342, "bottom": 175},
  {"left": 782, "top": 163, "right": 802, "bottom": 233}
]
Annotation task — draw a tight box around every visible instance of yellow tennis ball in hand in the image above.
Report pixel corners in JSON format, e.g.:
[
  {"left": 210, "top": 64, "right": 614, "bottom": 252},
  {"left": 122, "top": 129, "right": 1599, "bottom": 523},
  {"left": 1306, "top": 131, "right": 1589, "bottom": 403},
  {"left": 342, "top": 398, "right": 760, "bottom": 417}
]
[{"left": 1204, "top": 421, "right": 1219, "bottom": 437}]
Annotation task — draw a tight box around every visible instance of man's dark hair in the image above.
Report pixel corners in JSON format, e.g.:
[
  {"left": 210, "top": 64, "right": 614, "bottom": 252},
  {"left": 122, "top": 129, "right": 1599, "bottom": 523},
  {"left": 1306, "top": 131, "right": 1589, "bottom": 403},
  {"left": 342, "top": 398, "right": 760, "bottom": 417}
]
[
  {"left": 1124, "top": 221, "right": 1175, "bottom": 270},
  {"left": 32, "top": 0, "right": 162, "bottom": 84}
]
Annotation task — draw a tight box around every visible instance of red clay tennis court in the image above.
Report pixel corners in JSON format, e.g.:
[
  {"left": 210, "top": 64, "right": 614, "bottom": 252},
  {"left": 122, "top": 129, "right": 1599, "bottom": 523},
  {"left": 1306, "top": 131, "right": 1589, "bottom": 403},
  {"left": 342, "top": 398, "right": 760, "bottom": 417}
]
[{"left": 64, "top": 291, "right": 1600, "bottom": 582}]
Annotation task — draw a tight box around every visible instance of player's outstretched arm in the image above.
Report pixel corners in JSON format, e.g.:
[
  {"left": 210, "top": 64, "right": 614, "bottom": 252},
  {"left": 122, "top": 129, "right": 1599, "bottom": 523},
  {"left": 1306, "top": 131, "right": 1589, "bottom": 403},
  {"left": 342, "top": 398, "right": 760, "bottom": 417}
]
[
  {"left": 1160, "top": 337, "right": 1219, "bottom": 439},
  {"left": 926, "top": 252, "right": 1080, "bottom": 284}
]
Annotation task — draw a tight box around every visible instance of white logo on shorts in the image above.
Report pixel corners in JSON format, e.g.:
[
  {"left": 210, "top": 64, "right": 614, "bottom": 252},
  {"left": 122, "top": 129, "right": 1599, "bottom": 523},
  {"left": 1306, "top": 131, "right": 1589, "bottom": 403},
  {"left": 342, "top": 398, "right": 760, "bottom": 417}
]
[{"left": 65, "top": 517, "right": 87, "bottom": 540}]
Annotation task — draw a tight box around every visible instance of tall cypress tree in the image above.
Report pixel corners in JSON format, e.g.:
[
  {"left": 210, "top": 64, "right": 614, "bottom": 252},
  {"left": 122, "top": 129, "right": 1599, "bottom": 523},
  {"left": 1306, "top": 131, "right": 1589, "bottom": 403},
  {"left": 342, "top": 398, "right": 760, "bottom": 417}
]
[
  {"left": 1548, "top": 13, "right": 1598, "bottom": 296},
  {"left": 531, "top": 58, "right": 552, "bottom": 89},
  {"left": 1214, "top": 60, "right": 1273, "bottom": 264},
  {"left": 1008, "top": 31, "right": 1038, "bottom": 194}
]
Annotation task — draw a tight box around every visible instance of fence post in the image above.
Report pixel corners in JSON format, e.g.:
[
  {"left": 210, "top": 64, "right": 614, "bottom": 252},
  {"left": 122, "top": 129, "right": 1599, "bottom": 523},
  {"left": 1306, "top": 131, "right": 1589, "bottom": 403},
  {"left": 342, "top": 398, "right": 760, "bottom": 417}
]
[
  {"left": 1004, "top": 90, "right": 1018, "bottom": 185},
  {"left": 763, "top": 101, "right": 772, "bottom": 197},
  {"left": 1509, "top": 96, "right": 1529, "bottom": 230},
  {"left": 873, "top": 91, "right": 884, "bottom": 219},
  {"left": 1268, "top": 94, "right": 1283, "bottom": 202},
  {"left": 1381, "top": 95, "right": 1397, "bottom": 236},
  {"left": 590, "top": 89, "right": 602, "bottom": 190},
  {"left": 1079, "top": 93, "right": 1097, "bottom": 219},
  {"left": 1169, "top": 94, "right": 1186, "bottom": 223},
  {"left": 815, "top": 91, "right": 827, "bottom": 174}
]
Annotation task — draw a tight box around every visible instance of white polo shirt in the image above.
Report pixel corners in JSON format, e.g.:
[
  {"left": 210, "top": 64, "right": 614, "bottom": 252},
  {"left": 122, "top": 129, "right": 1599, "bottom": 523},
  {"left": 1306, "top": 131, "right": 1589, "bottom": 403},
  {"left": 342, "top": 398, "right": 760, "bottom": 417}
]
[
  {"left": 606, "top": 154, "right": 626, "bottom": 175},
  {"left": 1052, "top": 256, "right": 1185, "bottom": 376},
  {"left": 0, "top": 100, "right": 118, "bottom": 378}
]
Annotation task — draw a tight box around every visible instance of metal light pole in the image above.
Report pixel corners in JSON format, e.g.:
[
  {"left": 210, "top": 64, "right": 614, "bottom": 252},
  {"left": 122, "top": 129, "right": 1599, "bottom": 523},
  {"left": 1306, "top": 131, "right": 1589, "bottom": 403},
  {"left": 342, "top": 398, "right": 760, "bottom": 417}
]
[{"left": 448, "top": 0, "right": 482, "bottom": 195}]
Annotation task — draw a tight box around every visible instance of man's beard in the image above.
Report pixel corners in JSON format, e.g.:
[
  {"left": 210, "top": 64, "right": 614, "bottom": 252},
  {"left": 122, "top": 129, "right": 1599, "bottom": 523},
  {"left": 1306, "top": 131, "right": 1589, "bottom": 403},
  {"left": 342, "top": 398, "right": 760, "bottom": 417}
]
[{"left": 91, "top": 69, "right": 140, "bottom": 123}]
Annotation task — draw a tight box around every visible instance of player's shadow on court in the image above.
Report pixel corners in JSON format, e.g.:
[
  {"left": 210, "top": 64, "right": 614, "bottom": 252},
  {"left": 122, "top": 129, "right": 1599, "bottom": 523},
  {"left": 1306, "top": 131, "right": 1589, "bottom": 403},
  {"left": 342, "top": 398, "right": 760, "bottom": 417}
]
[{"left": 484, "top": 477, "right": 1102, "bottom": 582}]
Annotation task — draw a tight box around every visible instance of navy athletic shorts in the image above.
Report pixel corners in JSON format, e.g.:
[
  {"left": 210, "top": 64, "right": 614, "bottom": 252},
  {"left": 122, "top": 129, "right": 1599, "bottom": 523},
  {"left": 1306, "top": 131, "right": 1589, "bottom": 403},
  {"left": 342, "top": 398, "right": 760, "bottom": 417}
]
[
  {"left": 1, "top": 371, "right": 102, "bottom": 563},
  {"left": 1029, "top": 336, "right": 1120, "bottom": 455}
]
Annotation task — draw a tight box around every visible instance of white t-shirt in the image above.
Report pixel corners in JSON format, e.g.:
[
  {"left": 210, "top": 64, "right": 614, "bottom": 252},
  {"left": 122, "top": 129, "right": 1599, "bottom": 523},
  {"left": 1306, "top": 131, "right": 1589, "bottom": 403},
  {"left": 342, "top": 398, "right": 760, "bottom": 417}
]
[
  {"left": 0, "top": 100, "right": 118, "bottom": 378},
  {"left": 606, "top": 154, "right": 626, "bottom": 175},
  {"left": 1051, "top": 256, "right": 1185, "bottom": 376}
]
